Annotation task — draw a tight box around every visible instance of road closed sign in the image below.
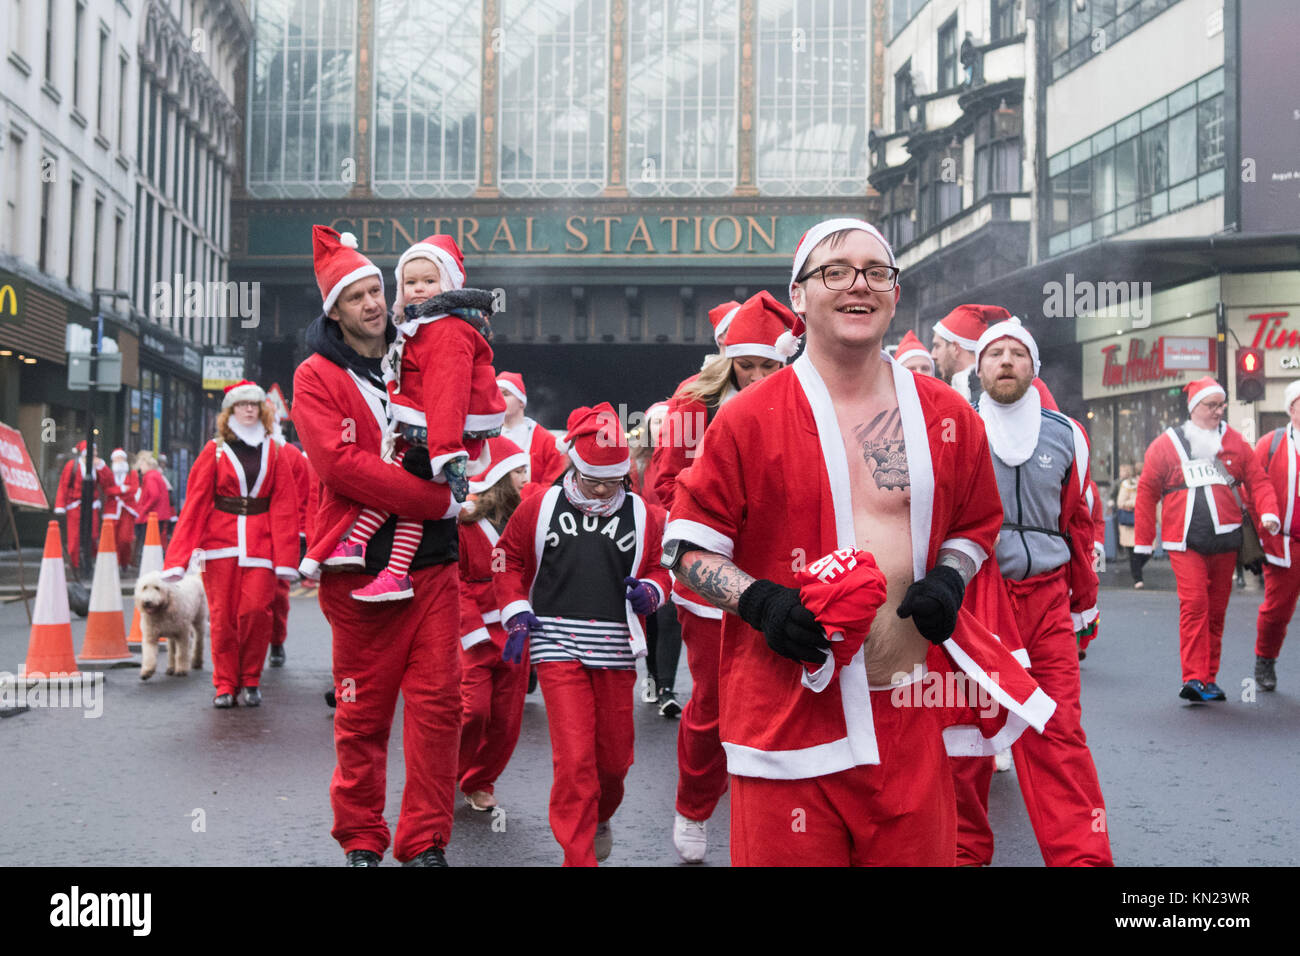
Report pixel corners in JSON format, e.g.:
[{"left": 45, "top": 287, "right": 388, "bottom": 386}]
[
  {"left": 202, "top": 355, "right": 244, "bottom": 390},
  {"left": 0, "top": 421, "right": 49, "bottom": 509}
]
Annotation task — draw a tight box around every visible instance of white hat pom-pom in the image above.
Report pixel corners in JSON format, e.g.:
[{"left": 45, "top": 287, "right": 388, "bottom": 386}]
[
  {"left": 339, "top": 231, "right": 359, "bottom": 249},
  {"left": 775, "top": 330, "right": 800, "bottom": 360}
]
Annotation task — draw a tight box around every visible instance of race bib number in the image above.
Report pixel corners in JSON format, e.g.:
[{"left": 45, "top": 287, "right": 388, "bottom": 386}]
[{"left": 1181, "top": 458, "right": 1227, "bottom": 489}]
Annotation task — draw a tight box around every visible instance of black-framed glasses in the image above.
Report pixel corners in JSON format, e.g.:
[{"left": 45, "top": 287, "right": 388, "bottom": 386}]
[
  {"left": 577, "top": 473, "right": 623, "bottom": 492},
  {"left": 795, "top": 264, "right": 900, "bottom": 292}
]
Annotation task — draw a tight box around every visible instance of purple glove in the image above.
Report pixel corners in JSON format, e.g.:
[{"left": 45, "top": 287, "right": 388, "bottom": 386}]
[
  {"left": 503, "top": 611, "right": 539, "bottom": 665},
  {"left": 624, "top": 577, "right": 660, "bottom": 616}
]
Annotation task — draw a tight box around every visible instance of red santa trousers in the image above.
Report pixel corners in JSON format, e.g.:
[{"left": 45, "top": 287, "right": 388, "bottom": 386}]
[
  {"left": 536, "top": 660, "right": 636, "bottom": 867},
  {"left": 115, "top": 515, "right": 135, "bottom": 567},
  {"left": 270, "top": 579, "right": 290, "bottom": 648},
  {"left": 64, "top": 511, "right": 101, "bottom": 569},
  {"left": 322, "top": 563, "right": 462, "bottom": 862},
  {"left": 1001, "top": 569, "right": 1113, "bottom": 866},
  {"left": 675, "top": 607, "right": 729, "bottom": 822},
  {"left": 950, "top": 754, "right": 996, "bottom": 866},
  {"left": 1256, "top": 561, "right": 1300, "bottom": 659},
  {"left": 1168, "top": 549, "right": 1237, "bottom": 683},
  {"left": 729, "top": 687, "right": 956, "bottom": 866},
  {"left": 457, "top": 639, "right": 530, "bottom": 796},
  {"left": 202, "top": 558, "right": 275, "bottom": 696}
]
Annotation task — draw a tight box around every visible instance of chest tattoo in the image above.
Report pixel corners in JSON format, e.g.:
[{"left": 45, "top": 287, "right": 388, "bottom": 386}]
[{"left": 855, "top": 409, "right": 910, "bottom": 491}]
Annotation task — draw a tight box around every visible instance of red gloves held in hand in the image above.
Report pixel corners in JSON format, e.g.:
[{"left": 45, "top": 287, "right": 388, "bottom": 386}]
[{"left": 795, "top": 548, "right": 889, "bottom": 671}]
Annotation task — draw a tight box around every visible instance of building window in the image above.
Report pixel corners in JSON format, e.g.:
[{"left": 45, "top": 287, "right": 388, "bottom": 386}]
[
  {"left": 882, "top": 177, "right": 916, "bottom": 250},
  {"left": 118, "top": 52, "right": 129, "bottom": 149},
  {"left": 4, "top": 134, "right": 21, "bottom": 255},
  {"left": 1047, "top": 0, "right": 1180, "bottom": 82},
  {"left": 973, "top": 105, "right": 1022, "bottom": 200},
  {"left": 68, "top": 178, "right": 82, "bottom": 286},
  {"left": 894, "top": 59, "right": 912, "bottom": 133},
  {"left": 990, "top": 0, "right": 1017, "bottom": 42},
  {"left": 113, "top": 212, "right": 125, "bottom": 291},
  {"left": 1046, "top": 68, "right": 1223, "bottom": 255},
  {"left": 627, "top": 0, "right": 737, "bottom": 198},
  {"left": 10, "top": 0, "right": 26, "bottom": 62},
  {"left": 91, "top": 196, "right": 103, "bottom": 289},
  {"left": 72, "top": 2, "right": 84, "bottom": 109},
  {"left": 373, "top": 0, "right": 480, "bottom": 198},
  {"left": 499, "top": 0, "right": 608, "bottom": 197},
  {"left": 756, "top": 0, "right": 869, "bottom": 196},
  {"left": 937, "top": 15, "right": 958, "bottom": 92},
  {"left": 247, "top": 0, "right": 357, "bottom": 197},
  {"left": 918, "top": 150, "right": 961, "bottom": 233},
  {"left": 890, "top": 0, "right": 927, "bottom": 39},
  {"left": 96, "top": 27, "right": 108, "bottom": 132},
  {"left": 43, "top": 0, "right": 55, "bottom": 84}
]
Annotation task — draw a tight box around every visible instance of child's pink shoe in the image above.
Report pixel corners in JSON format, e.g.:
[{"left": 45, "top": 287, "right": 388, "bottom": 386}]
[
  {"left": 324, "top": 541, "right": 366, "bottom": 568},
  {"left": 351, "top": 569, "right": 414, "bottom": 602}
]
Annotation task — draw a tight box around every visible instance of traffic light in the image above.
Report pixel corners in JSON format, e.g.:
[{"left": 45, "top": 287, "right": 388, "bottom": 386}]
[{"left": 1236, "top": 347, "right": 1266, "bottom": 402}]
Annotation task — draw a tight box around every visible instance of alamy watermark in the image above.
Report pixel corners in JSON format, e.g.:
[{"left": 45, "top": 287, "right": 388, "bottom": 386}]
[
  {"left": 150, "top": 275, "right": 261, "bottom": 329},
  {"left": 0, "top": 671, "right": 103, "bottom": 718},
  {"left": 1042, "top": 273, "right": 1153, "bottom": 329}
]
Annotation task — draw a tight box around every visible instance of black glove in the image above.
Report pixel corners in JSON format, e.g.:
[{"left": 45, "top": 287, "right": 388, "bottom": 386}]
[
  {"left": 896, "top": 564, "right": 965, "bottom": 645},
  {"left": 737, "top": 579, "right": 830, "bottom": 664},
  {"left": 400, "top": 445, "right": 433, "bottom": 480}
]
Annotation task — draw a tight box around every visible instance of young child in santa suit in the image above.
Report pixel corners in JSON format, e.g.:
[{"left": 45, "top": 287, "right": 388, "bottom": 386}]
[
  {"left": 310, "top": 233, "right": 506, "bottom": 602},
  {"left": 496, "top": 403, "right": 670, "bottom": 866},
  {"left": 456, "top": 435, "right": 531, "bottom": 813}
]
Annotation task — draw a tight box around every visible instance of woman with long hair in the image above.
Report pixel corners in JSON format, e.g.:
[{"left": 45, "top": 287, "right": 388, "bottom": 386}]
[
  {"left": 162, "top": 381, "right": 301, "bottom": 707},
  {"left": 456, "top": 435, "right": 531, "bottom": 812},
  {"left": 651, "top": 291, "right": 799, "bottom": 863}
]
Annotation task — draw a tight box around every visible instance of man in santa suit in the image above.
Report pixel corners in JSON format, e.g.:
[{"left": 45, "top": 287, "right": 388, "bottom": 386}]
[
  {"left": 1135, "top": 377, "right": 1279, "bottom": 702},
  {"left": 496, "top": 372, "right": 567, "bottom": 487},
  {"left": 949, "top": 318, "right": 1112, "bottom": 867},
  {"left": 663, "top": 218, "right": 1054, "bottom": 866},
  {"left": 930, "top": 304, "right": 1010, "bottom": 404},
  {"left": 294, "top": 225, "right": 463, "bottom": 867},
  {"left": 894, "top": 330, "right": 934, "bottom": 375},
  {"left": 105, "top": 449, "right": 139, "bottom": 569},
  {"left": 1253, "top": 379, "right": 1300, "bottom": 692},
  {"left": 267, "top": 419, "right": 312, "bottom": 667},
  {"left": 53, "top": 441, "right": 114, "bottom": 570}
]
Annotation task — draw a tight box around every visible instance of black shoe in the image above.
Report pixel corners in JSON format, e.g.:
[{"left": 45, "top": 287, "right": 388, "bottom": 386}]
[
  {"left": 1203, "top": 681, "right": 1227, "bottom": 701},
  {"left": 402, "top": 846, "right": 448, "bottom": 867},
  {"left": 345, "top": 849, "right": 381, "bottom": 867},
  {"left": 1256, "top": 656, "right": 1278, "bottom": 692},
  {"left": 527, "top": 667, "right": 538, "bottom": 694},
  {"left": 1179, "top": 679, "right": 1211, "bottom": 702},
  {"left": 239, "top": 686, "right": 262, "bottom": 707},
  {"left": 213, "top": 693, "right": 237, "bottom": 709},
  {"left": 324, "top": 688, "right": 337, "bottom": 708},
  {"left": 269, "top": 644, "right": 286, "bottom": 667},
  {"left": 658, "top": 688, "right": 682, "bottom": 719}
]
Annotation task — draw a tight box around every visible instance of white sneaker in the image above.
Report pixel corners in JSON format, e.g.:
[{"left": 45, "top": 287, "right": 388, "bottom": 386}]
[
  {"left": 594, "top": 821, "right": 613, "bottom": 862},
  {"left": 673, "top": 812, "right": 707, "bottom": 863},
  {"left": 640, "top": 676, "right": 658, "bottom": 704},
  {"left": 994, "top": 749, "right": 1013, "bottom": 773}
]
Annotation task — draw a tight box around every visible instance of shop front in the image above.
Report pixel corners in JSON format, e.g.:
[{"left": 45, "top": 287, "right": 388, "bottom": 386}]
[{"left": 135, "top": 327, "right": 208, "bottom": 513}]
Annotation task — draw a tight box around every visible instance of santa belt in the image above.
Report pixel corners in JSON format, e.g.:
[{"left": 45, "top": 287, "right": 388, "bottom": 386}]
[
  {"left": 396, "top": 422, "right": 503, "bottom": 445},
  {"left": 214, "top": 495, "right": 270, "bottom": 516}
]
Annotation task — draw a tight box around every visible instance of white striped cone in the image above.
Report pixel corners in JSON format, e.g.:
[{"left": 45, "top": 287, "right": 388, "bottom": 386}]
[
  {"left": 21, "top": 521, "right": 80, "bottom": 676},
  {"left": 78, "top": 518, "right": 132, "bottom": 663},
  {"left": 128, "top": 513, "right": 166, "bottom": 647}
]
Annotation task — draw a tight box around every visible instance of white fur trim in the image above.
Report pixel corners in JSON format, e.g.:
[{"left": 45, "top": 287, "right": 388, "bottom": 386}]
[
  {"left": 934, "top": 322, "right": 979, "bottom": 352},
  {"left": 976, "top": 317, "right": 1040, "bottom": 376},
  {"left": 567, "top": 446, "right": 630, "bottom": 478},
  {"left": 788, "top": 217, "right": 895, "bottom": 304},
  {"left": 222, "top": 383, "right": 266, "bottom": 410},
  {"left": 713, "top": 305, "right": 741, "bottom": 344},
  {"left": 501, "top": 599, "right": 533, "bottom": 624},
  {"left": 1187, "top": 382, "right": 1226, "bottom": 412},
  {"left": 725, "top": 342, "right": 788, "bottom": 363},
  {"left": 497, "top": 379, "right": 527, "bottom": 406},
  {"left": 339, "top": 232, "right": 359, "bottom": 249},
  {"left": 397, "top": 244, "right": 465, "bottom": 291},
  {"left": 461, "top": 626, "right": 491, "bottom": 650},
  {"left": 323, "top": 263, "right": 383, "bottom": 314},
  {"left": 464, "top": 410, "right": 506, "bottom": 433},
  {"left": 469, "top": 452, "right": 529, "bottom": 494},
  {"left": 663, "top": 518, "right": 735, "bottom": 562}
]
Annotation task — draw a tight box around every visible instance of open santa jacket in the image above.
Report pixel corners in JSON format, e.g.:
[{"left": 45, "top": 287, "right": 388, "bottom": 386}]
[
  {"left": 664, "top": 352, "right": 1056, "bottom": 780},
  {"left": 1134, "top": 423, "right": 1278, "bottom": 554},
  {"left": 458, "top": 517, "right": 508, "bottom": 651},
  {"left": 53, "top": 457, "right": 115, "bottom": 516},
  {"left": 495, "top": 484, "right": 671, "bottom": 659},
  {"left": 163, "top": 437, "right": 300, "bottom": 578},
  {"left": 1255, "top": 425, "right": 1300, "bottom": 567}
]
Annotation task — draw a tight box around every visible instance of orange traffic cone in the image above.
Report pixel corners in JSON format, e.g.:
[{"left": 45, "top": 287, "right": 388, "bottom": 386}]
[
  {"left": 127, "top": 513, "right": 165, "bottom": 647},
  {"left": 78, "top": 518, "right": 133, "bottom": 664},
  {"left": 20, "top": 521, "right": 80, "bottom": 677}
]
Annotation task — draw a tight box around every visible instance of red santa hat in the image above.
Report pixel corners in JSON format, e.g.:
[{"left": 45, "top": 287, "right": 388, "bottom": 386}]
[
  {"left": 468, "top": 435, "right": 529, "bottom": 495},
  {"left": 1184, "top": 376, "right": 1226, "bottom": 413},
  {"left": 396, "top": 234, "right": 466, "bottom": 292},
  {"left": 1285, "top": 379, "right": 1300, "bottom": 412},
  {"left": 788, "top": 217, "right": 896, "bottom": 335},
  {"left": 708, "top": 300, "right": 743, "bottom": 345},
  {"left": 976, "top": 317, "right": 1041, "bottom": 377},
  {"left": 935, "top": 304, "right": 1011, "bottom": 352},
  {"left": 222, "top": 379, "right": 267, "bottom": 410},
  {"left": 110, "top": 448, "right": 127, "bottom": 462},
  {"left": 496, "top": 371, "right": 527, "bottom": 407},
  {"left": 313, "top": 225, "right": 384, "bottom": 314},
  {"left": 724, "top": 291, "right": 801, "bottom": 363},
  {"left": 75, "top": 441, "right": 87, "bottom": 455},
  {"left": 557, "top": 402, "right": 629, "bottom": 479},
  {"left": 894, "top": 330, "right": 934, "bottom": 373}
]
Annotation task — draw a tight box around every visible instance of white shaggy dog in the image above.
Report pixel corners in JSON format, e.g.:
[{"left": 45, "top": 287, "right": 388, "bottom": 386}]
[{"left": 134, "top": 572, "right": 208, "bottom": 680}]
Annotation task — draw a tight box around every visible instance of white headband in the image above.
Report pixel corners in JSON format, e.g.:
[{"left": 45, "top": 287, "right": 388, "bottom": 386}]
[
  {"left": 976, "top": 318, "right": 1040, "bottom": 377},
  {"left": 789, "top": 217, "right": 896, "bottom": 303}
]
